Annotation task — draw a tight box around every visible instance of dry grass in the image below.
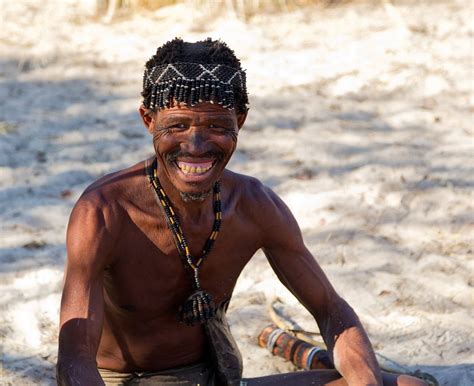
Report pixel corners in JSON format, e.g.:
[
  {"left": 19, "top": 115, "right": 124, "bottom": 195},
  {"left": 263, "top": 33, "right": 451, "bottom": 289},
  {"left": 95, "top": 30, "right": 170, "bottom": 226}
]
[
  {"left": 98, "top": 0, "right": 357, "bottom": 21},
  {"left": 131, "top": 0, "right": 350, "bottom": 9}
]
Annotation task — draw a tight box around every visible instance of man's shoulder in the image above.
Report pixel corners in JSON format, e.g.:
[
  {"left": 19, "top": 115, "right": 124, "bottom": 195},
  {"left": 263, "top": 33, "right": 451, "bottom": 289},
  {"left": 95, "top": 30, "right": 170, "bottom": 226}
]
[
  {"left": 224, "top": 170, "right": 299, "bottom": 244},
  {"left": 224, "top": 169, "right": 268, "bottom": 196},
  {"left": 223, "top": 169, "right": 282, "bottom": 213},
  {"left": 73, "top": 159, "right": 147, "bottom": 219}
]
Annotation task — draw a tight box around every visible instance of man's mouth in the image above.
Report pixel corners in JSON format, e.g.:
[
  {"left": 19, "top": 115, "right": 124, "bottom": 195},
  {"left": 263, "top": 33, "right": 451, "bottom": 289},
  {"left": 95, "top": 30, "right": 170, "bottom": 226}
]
[{"left": 176, "top": 160, "right": 215, "bottom": 175}]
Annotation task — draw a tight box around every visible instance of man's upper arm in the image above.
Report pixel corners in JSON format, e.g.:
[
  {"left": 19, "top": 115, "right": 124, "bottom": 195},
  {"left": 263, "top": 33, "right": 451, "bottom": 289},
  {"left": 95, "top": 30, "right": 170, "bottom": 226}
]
[
  {"left": 59, "top": 194, "right": 117, "bottom": 363},
  {"left": 256, "top": 185, "right": 339, "bottom": 320}
]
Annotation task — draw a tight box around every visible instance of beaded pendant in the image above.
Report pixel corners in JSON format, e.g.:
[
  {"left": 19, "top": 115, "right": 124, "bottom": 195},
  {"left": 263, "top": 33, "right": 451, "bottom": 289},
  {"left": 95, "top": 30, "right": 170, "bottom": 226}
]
[{"left": 148, "top": 163, "right": 221, "bottom": 325}]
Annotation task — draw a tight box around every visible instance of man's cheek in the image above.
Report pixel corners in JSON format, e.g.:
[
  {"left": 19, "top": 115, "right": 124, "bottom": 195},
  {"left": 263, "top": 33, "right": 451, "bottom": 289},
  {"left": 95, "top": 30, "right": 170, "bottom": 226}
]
[
  {"left": 227, "top": 128, "right": 238, "bottom": 143},
  {"left": 152, "top": 129, "right": 166, "bottom": 142}
]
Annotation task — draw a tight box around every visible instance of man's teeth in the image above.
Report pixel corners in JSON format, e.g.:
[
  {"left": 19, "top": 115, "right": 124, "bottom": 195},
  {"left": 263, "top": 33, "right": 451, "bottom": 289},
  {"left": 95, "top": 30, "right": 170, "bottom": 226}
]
[{"left": 177, "top": 162, "right": 213, "bottom": 174}]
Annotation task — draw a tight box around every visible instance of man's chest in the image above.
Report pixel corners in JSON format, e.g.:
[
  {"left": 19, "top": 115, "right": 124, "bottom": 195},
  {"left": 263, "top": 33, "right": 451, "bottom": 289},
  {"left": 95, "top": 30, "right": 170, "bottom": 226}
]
[{"left": 103, "top": 211, "right": 261, "bottom": 317}]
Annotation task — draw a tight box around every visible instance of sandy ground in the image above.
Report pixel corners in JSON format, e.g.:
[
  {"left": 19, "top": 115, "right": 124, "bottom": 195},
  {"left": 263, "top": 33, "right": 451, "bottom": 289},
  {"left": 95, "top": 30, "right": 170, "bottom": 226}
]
[{"left": 0, "top": 0, "right": 473, "bottom": 385}]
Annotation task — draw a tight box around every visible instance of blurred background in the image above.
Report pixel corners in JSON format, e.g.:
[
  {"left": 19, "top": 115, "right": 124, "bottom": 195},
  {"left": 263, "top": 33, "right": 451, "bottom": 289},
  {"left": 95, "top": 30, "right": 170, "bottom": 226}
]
[{"left": 0, "top": 0, "right": 472, "bottom": 385}]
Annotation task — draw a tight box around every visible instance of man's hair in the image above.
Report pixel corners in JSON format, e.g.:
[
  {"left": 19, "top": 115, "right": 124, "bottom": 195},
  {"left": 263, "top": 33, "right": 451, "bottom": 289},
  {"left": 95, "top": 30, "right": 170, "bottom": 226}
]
[{"left": 142, "top": 38, "right": 248, "bottom": 114}]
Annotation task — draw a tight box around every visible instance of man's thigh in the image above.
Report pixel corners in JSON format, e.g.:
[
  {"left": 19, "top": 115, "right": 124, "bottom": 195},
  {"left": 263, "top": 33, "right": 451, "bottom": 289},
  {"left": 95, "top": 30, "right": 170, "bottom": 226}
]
[
  {"left": 98, "top": 361, "right": 216, "bottom": 386},
  {"left": 242, "top": 370, "right": 427, "bottom": 386}
]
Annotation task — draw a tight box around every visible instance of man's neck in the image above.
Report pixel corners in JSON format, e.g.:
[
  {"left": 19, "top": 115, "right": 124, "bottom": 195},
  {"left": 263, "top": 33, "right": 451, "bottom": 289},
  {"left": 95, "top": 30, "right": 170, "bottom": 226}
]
[{"left": 154, "top": 169, "right": 216, "bottom": 225}]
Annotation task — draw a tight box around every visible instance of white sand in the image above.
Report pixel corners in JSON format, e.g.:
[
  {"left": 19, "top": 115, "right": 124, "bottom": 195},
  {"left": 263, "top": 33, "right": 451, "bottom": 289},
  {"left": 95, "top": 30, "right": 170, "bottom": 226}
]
[{"left": 0, "top": 1, "right": 472, "bottom": 385}]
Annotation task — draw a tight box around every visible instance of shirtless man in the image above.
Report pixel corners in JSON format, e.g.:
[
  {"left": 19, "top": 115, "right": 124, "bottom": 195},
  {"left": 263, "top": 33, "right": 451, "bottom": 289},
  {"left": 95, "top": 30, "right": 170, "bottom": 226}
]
[{"left": 57, "top": 38, "right": 426, "bottom": 386}]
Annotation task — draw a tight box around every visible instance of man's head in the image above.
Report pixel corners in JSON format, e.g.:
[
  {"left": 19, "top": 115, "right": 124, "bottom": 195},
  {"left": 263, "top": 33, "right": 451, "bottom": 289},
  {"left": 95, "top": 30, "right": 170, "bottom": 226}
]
[
  {"left": 141, "top": 38, "right": 248, "bottom": 114},
  {"left": 139, "top": 38, "right": 248, "bottom": 201}
]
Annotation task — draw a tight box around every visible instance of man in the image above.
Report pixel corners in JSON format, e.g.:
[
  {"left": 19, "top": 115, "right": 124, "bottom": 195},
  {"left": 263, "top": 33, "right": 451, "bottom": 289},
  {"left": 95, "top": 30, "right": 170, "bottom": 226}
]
[{"left": 57, "top": 38, "right": 426, "bottom": 386}]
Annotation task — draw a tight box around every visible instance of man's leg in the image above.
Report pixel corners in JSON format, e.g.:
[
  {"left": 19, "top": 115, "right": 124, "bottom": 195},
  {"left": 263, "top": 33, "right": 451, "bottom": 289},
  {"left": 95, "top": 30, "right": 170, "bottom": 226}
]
[{"left": 242, "top": 370, "right": 428, "bottom": 386}]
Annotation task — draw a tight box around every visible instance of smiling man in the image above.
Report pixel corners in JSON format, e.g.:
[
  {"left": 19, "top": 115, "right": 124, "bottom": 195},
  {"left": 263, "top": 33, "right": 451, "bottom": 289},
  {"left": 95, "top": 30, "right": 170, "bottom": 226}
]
[{"left": 57, "top": 38, "right": 426, "bottom": 386}]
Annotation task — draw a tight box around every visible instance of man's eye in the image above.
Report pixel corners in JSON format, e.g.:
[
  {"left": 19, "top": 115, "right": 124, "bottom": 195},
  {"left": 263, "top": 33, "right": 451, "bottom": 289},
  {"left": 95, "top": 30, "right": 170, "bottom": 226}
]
[
  {"left": 169, "top": 123, "right": 187, "bottom": 130},
  {"left": 209, "top": 124, "right": 227, "bottom": 131}
]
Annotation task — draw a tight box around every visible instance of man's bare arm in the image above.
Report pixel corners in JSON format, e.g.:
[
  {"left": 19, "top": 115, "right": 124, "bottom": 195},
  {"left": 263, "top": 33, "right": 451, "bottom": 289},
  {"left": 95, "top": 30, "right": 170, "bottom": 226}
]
[
  {"left": 57, "top": 195, "right": 117, "bottom": 386},
  {"left": 258, "top": 185, "right": 382, "bottom": 386}
]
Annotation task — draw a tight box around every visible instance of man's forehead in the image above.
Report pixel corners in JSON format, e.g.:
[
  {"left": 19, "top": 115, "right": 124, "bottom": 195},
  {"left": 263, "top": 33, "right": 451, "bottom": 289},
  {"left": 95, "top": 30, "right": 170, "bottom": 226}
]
[{"left": 156, "top": 103, "right": 237, "bottom": 120}]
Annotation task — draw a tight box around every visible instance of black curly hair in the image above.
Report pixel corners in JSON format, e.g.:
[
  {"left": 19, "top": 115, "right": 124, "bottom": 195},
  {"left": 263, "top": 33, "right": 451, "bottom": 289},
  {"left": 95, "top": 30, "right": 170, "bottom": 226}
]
[{"left": 142, "top": 38, "right": 248, "bottom": 114}]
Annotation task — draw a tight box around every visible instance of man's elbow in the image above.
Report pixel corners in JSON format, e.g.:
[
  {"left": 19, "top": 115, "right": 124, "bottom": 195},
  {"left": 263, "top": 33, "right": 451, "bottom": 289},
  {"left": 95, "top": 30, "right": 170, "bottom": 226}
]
[
  {"left": 56, "top": 357, "right": 104, "bottom": 386},
  {"left": 314, "top": 295, "right": 361, "bottom": 346},
  {"left": 56, "top": 359, "right": 71, "bottom": 386},
  {"left": 56, "top": 358, "right": 75, "bottom": 386}
]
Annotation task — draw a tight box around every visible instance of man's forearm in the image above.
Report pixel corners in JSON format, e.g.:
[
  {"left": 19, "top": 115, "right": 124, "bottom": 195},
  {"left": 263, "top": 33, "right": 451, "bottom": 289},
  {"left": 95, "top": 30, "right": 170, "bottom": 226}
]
[
  {"left": 321, "top": 298, "right": 382, "bottom": 386},
  {"left": 56, "top": 358, "right": 104, "bottom": 386},
  {"left": 332, "top": 325, "right": 382, "bottom": 385}
]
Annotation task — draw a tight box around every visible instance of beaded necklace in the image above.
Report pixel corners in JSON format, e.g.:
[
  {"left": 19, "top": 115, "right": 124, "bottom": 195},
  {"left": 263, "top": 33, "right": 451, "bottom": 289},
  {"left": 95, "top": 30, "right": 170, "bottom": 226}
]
[{"left": 147, "top": 159, "right": 221, "bottom": 325}]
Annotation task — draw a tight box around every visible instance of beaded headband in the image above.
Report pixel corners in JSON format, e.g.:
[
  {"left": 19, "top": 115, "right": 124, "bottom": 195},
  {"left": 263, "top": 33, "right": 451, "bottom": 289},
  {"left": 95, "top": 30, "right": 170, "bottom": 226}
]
[{"left": 142, "top": 62, "right": 248, "bottom": 111}]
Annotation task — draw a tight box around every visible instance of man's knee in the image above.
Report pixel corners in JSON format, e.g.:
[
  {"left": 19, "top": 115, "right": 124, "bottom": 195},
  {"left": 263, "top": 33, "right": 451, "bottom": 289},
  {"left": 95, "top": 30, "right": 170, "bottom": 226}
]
[
  {"left": 395, "top": 374, "right": 429, "bottom": 386},
  {"left": 382, "top": 372, "right": 429, "bottom": 386}
]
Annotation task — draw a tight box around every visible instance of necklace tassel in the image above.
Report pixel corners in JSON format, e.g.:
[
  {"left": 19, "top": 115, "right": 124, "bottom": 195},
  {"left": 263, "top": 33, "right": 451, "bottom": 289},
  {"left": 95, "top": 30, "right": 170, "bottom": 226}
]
[{"left": 178, "top": 290, "right": 216, "bottom": 325}]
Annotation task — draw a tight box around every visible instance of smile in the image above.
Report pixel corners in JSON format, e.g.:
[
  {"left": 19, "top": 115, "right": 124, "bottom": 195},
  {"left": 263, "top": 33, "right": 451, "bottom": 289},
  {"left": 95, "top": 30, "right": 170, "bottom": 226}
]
[{"left": 176, "top": 160, "right": 215, "bottom": 175}]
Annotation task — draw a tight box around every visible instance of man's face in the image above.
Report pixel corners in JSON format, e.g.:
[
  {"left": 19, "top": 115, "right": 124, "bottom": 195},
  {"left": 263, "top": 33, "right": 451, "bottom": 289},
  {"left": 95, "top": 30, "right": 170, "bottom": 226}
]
[{"left": 143, "top": 102, "right": 244, "bottom": 198}]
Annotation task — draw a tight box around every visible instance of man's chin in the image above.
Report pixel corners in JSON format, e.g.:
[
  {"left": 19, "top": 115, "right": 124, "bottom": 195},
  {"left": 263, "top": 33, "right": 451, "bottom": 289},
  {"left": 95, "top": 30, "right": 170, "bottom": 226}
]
[
  {"left": 166, "top": 177, "right": 216, "bottom": 202},
  {"left": 179, "top": 189, "right": 213, "bottom": 202}
]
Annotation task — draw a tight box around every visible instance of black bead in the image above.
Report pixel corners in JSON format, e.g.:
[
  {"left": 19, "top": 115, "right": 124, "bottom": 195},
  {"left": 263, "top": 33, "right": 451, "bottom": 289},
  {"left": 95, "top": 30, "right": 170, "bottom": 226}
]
[
  {"left": 199, "top": 80, "right": 205, "bottom": 102},
  {"left": 210, "top": 80, "right": 216, "bottom": 103},
  {"left": 204, "top": 81, "right": 209, "bottom": 100},
  {"left": 178, "top": 80, "right": 185, "bottom": 102},
  {"left": 228, "top": 90, "right": 235, "bottom": 109},
  {"left": 183, "top": 81, "right": 190, "bottom": 105},
  {"left": 169, "top": 83, "right": 175, "bottom": 104},
  {"left": 190, "top": 82, "right": 196, "bottom": 106},
  {"left": 217, "top": 83, "right": 223, "bottom": 105}
]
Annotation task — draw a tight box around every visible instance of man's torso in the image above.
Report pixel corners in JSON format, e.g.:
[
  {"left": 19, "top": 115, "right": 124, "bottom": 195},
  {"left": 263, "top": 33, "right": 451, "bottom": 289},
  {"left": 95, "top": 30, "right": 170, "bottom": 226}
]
[{"left": 84, "top": 160, "right": 266, "bottom": 372}]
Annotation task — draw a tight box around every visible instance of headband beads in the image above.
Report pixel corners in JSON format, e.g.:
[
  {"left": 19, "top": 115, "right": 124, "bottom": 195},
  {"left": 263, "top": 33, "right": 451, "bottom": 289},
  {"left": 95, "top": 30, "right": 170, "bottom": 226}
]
[{"left": 142, "top": 62, "right": 248, "bottom": 112}]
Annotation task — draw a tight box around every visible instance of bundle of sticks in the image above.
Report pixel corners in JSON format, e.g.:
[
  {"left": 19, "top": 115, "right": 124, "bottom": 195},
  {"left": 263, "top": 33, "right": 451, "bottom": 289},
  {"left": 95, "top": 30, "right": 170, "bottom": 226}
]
[{"left": 258, "top": 324, "right": 333, "bottom": 370}]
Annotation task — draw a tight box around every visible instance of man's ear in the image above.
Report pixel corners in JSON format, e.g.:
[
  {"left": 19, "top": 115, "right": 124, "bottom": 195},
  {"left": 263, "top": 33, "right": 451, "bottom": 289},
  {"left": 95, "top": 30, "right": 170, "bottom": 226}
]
[
  {"left": 236, "top": 109, "right": 248, "bottom": 130},
  {"left": 139, "top": 105, "right": 155, "bottom": 134}
]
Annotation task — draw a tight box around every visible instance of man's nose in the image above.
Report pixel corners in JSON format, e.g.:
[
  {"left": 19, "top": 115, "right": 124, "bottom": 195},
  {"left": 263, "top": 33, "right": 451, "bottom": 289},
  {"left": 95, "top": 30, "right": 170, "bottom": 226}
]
[{"left": 182, "top": 127, "right": 209, "bottom": 155}]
